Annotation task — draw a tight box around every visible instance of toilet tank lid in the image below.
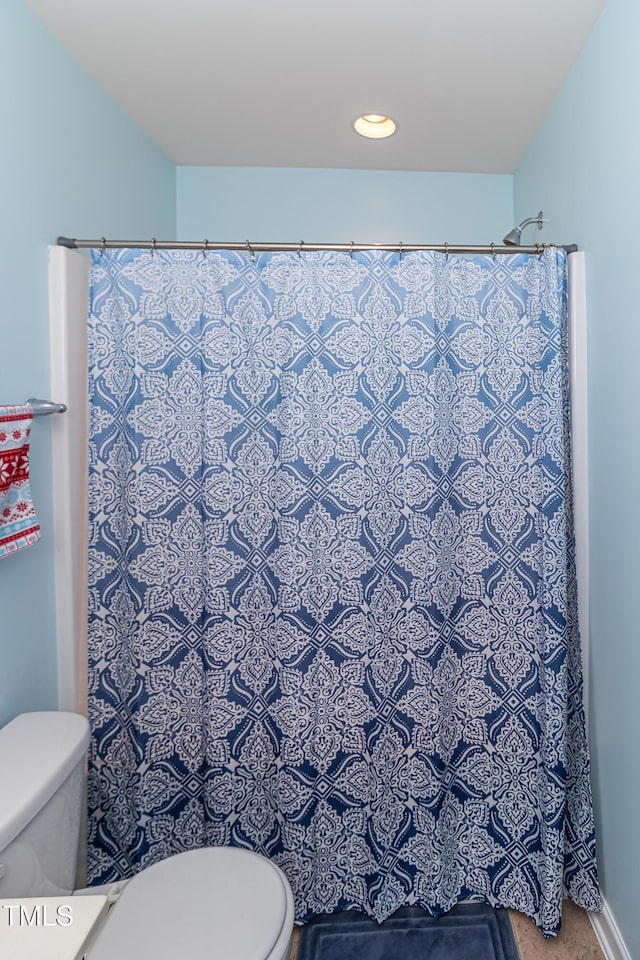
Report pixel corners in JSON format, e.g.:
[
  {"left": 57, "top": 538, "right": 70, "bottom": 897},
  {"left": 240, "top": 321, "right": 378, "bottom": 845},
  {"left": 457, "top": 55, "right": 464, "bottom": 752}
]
[{"left": 0, "top": 711, "right": 90, "bottom": 852}]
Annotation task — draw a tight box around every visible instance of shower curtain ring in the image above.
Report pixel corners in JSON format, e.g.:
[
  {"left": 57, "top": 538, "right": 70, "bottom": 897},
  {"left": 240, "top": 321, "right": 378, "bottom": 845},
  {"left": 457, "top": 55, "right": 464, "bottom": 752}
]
[
  {"left": 398, "top": 241, "right": 403, "bottom": 260},
  {"left": 100, "top": 237, "right": 106, "bottom": 257},
  {"left": 298, "top": 240, "right": 304, "bottom": 259},
  {"left": 491, "top": 242, "right": 496, "bottom": 260},
  {"left": 444, "top": 242, "right": 449, "bottom": 261},
  {"left": 349, "top": 241, "right": 354, "bottom": 259},
  {"left": 536, "top": 242, "right": 543, "bottom": 257},
  {"left": 150, "top": 237, "right": 157, "bottom": 257},
  {"left": 202, "top": 238, "right": 209, "bottom": 258},
  {"left": 245, "top": 240, "right": 255, "bottom": 261}
]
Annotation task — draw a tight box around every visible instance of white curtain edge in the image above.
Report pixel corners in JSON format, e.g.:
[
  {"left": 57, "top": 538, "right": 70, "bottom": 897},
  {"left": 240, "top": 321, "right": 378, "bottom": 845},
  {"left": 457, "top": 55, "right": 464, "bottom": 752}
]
[
  {"left": 49, "top": 245, "right": 90, "bottom": 717},
  {"left": 568, "top": 251, "right": 589, "bottom": 717}
]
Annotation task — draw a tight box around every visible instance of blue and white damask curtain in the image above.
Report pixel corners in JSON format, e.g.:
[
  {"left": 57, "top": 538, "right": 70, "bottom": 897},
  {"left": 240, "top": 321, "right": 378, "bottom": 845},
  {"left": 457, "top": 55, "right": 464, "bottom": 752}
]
[{"left": 87, "top": 247, "right": 600, "bottom": 935}]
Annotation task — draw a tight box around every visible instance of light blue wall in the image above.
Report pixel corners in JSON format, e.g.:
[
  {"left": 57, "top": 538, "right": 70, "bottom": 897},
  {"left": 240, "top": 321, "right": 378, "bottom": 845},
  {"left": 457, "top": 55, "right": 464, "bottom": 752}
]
[
  {"left": 0, "top": 0, "right": 176, "bottom": 726},
  {"left": 177, "top": 167, "right": 514, "bottom": 243},
  {"left": 515, "top": 0, "right": 640, "bottom": 954}
]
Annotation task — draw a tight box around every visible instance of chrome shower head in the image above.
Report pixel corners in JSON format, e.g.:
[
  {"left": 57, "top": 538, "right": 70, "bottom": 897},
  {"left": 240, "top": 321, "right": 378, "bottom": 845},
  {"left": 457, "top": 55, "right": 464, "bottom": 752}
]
[
  {"left": 503, "top": 225, "right": 523, "bottom": 246},
  {"left": 503, "top": 211, "right": 545, "bottom": 246}
]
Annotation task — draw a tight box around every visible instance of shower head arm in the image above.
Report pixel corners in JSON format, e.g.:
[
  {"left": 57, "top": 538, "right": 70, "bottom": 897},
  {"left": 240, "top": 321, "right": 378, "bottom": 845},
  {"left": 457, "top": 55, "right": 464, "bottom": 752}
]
[{"left": 516, "top": 212, "right": 545, "bottom": 232}]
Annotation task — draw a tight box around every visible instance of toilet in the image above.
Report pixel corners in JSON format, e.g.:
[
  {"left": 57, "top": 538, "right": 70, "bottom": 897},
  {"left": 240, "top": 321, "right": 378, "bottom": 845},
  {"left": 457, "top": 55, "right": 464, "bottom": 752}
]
[{"left": 0, "top": 711, "right": 294, "bottom": 960}]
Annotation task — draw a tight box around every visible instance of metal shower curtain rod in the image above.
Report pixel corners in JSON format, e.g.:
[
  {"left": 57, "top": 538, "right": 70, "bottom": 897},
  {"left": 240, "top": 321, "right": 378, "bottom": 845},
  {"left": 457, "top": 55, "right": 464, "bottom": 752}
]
[{"left": 57, "top": 237, "right": 578, "bottom": 256}]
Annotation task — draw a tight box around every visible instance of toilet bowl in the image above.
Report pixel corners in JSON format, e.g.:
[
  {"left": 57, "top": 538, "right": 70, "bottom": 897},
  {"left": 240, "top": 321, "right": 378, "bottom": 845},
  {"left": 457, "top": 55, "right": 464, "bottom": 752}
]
[
  {"left": 0, "top": 712, "right": 294, "bottom": 960},
  {"left": 82, "top": 847, "right": 293, "bottom": 960}
]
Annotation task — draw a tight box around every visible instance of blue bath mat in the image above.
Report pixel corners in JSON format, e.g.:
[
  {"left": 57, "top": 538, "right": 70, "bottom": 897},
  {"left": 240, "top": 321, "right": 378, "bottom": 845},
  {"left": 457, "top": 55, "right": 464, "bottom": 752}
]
[{"left": 297, "top": 904, "right": 519, "bottom": 960}]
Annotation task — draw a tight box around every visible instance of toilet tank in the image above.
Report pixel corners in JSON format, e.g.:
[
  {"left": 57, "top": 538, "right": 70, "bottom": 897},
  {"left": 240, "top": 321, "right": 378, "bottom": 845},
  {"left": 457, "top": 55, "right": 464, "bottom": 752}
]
[{"left": 0, "top": 711, "right": 89, "bottom": 897}]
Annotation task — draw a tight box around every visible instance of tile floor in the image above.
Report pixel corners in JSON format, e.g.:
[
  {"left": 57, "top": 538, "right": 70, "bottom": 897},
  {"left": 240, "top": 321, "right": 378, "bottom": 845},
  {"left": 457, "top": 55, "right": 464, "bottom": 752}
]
[
  {"left": 287, "top": 901, "right": 605, "bottom": 960},
  {"left": 510, "top": 902, "right": 605, "bottom": 960}
]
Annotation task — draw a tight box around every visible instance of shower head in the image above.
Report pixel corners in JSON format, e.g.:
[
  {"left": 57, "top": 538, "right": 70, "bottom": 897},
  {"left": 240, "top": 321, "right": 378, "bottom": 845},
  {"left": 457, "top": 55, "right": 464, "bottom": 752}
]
[
  {"left": 503, "top": 211, "right": 546, "bottom": 246},
  {"left": 503, "top": 225, "right": 525, "bottom": 246}
]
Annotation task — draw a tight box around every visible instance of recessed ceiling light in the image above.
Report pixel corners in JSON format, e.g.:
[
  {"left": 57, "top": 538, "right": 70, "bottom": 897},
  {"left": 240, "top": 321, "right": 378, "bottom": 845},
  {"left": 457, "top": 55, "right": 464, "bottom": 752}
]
[{"left": 353, "top": 114, "right": 397, "bottom": 139}]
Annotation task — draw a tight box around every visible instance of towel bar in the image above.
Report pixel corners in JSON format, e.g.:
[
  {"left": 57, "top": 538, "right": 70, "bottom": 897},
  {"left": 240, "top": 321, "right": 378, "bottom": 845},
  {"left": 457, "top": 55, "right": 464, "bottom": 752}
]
[{"left": 27, "top": 398, "right": 67, "bottom": 416}]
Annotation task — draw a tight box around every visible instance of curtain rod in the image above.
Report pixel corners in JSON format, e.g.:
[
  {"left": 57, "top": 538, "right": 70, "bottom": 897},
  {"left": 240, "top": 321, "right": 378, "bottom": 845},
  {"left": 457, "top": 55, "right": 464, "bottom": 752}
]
[{"left": 57, "top": 237, "right": 578, "bottom": 256}]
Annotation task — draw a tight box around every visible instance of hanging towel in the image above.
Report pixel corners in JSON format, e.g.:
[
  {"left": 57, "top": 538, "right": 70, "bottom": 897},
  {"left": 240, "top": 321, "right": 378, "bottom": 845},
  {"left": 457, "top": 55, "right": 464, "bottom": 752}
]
[{"left": 0, "top": 404, "right": 40, "bottom": 558}]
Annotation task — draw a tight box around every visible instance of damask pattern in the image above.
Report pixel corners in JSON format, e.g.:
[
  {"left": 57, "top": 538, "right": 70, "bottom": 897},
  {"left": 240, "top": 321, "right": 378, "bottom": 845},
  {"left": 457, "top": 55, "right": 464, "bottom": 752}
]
[{"left": 87, "top": 248, "right": 600, "bottom": 936}]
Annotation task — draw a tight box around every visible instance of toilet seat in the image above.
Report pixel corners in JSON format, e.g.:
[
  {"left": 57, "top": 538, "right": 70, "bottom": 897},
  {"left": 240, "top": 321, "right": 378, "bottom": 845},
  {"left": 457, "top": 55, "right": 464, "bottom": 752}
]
[{"left": 86, "top": 848, "right": 293, "bottom": 960}]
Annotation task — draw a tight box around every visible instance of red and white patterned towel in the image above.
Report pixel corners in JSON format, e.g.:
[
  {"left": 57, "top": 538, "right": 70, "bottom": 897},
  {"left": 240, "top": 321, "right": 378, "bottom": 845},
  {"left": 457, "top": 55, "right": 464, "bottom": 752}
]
[{"left": 0, "top": 404, "right": 40, "bottom": 558}]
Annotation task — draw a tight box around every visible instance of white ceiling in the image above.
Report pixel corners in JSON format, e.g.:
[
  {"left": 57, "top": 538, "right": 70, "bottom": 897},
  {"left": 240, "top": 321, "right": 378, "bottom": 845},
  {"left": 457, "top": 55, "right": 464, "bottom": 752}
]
[{"left": 23, "top": 0, "right": 605, "bottom": 173}]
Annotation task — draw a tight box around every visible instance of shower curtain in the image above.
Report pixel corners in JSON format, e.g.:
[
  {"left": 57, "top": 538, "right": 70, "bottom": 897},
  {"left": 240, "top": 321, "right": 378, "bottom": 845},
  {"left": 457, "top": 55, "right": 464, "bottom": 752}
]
[{"left": 87, "top": 247, "right": 600, "bottom": 936}]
